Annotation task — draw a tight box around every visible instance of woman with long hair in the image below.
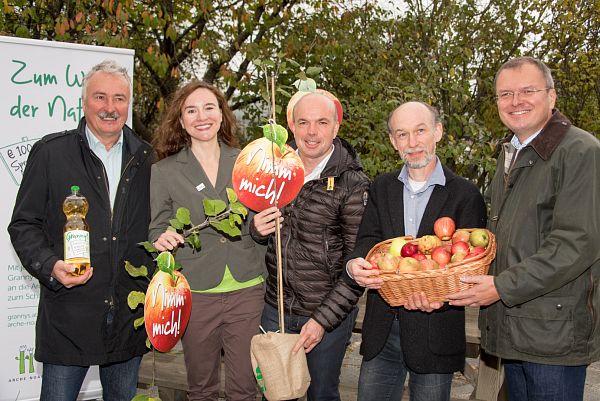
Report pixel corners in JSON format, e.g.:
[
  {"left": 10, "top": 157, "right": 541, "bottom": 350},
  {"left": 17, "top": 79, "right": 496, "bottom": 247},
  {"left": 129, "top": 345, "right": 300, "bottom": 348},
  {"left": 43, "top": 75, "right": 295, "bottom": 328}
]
[{"left": 149, "top": 80, "right": 265, "bottom": 401}]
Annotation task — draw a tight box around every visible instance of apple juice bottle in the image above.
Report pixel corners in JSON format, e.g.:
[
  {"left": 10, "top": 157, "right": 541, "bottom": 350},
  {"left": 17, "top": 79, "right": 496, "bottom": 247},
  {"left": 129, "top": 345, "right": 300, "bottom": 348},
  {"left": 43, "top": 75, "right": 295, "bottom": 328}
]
[{"left": 63, "top": 185, "right": 90, "bottom": 276}]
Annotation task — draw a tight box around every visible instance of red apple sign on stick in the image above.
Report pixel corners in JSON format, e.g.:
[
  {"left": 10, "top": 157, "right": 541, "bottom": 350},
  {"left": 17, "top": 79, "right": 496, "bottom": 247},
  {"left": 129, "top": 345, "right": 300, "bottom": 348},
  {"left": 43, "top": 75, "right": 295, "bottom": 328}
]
[
  {"left": 232, "top": 126, "right": 305, "bottom": 212},
  {"left": 144, "top": 253, "right": 192, "bottom": 352}
]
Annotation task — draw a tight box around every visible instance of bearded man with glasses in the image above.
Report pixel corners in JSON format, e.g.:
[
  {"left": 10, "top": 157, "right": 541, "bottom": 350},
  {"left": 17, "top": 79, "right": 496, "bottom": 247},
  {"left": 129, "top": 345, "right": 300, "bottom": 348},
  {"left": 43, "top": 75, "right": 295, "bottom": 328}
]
[{"left": 448, "top": 57, "right": 600, "bottom": 401}]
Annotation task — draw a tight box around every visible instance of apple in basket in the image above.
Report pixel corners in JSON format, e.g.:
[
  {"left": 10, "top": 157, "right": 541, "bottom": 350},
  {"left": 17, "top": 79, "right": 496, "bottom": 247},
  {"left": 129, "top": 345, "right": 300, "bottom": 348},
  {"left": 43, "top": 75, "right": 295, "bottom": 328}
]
[
  {"left": 419, "top": 258, "right": 440, "bottom": 271},
  {"left": 400, "top": 242, "right": 419, "bottom": 257},
  {"left": 452, "top": 229, "right": 471, "bottom": 244},
  {"left": 418, "top": 235, "right": 442, "bottom": 255},
  {"left": 466, "top": 246, "right": 486, "bottom": 259},
  {"left": 389, "top": 237, "right": 409, "bottom": 257},
  {"left": 434, "top": 217, "right": 456, "bottom": 240},
  {"left": 469, "top": 229, "right": 489, "bottom": 248},
  {"left": 398, "top": 257, "right": 420, "bottom": 273},
  {"left": 451, "top": 241, "right": 470, "bottom": 256},
  {"left": 368, "top": 253, "right": 383, "bottom": 269},
  {"left": 379, "top": 253, "right": 400, "bottom": 273},
  {"left": 431, "top": 246, "right": 451, "bottom": 268},
  {"left": 451, "top": 252, "right": 467, "bottom": 263},
  {"left": 413, "top": 253, "right": 427, "bottom": 261}
]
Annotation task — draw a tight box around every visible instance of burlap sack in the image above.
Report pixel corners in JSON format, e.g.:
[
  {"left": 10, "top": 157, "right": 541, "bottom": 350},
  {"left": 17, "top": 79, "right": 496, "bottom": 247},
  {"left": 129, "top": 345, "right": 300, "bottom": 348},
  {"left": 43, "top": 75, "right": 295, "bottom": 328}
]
[{"left": 250, "top": 332, "right": 311, "bottom": 400}]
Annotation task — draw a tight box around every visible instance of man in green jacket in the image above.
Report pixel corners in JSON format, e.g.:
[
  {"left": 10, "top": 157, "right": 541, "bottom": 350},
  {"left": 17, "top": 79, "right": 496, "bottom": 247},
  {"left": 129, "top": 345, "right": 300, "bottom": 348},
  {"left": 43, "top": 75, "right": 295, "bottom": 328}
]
[{"left": 448, "top": 57, "right": 600, "bottom": 401}]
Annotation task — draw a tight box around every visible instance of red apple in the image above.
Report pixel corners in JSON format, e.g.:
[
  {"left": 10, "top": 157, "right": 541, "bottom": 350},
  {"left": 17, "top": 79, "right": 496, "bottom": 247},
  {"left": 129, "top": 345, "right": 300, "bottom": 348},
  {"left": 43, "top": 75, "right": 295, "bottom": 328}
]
[
  {"left": 466, "top": 246, "right": 486, "bottom": 259},
  {"left": 368, "top": 253, "right": 383, "bottom": 269},
  {"left": 398, "top": 257, "right": 420, "bottom": 273},
  {"left": 418, "top": 235, "right": 442, "bottom": 255},
  {"left": 413, "top": 253, "right": 427, "bottom": 261},
  {"left": 400, "top": 242, "right": 419, "bottom": 257},
  {"left": 434, "top": 217, "right": 456, "bottom": 240},
  {"left": 452, "top": 229, "right": 471, "bottom": 244},
  {"left": 469, "top": 229, "right": 489, "bottom": 248},
  {"left": 431, "top": 246, "right": 451, "bottom": 267},
  {"left": 232, "top": 137, "right": 305, "bottom": 212},
  {"left": 451, "top": 241, "right": 470, "bottom": 256},
  {"left": 144, "top": 270, "right": 192, "bottom": 352}
]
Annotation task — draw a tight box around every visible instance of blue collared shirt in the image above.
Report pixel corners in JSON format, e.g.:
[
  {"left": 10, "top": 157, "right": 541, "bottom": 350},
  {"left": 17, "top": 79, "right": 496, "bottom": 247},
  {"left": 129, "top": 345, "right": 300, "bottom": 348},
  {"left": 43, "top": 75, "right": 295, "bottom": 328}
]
[
  {"left": 398, "top": 157, "right": 446, "bottom": 237},
  {"left": 510, "top": 129, "right": 542, "bottom": 150},
  {"left": 85, "top": 127, "right": 123, "bottom": 210}
]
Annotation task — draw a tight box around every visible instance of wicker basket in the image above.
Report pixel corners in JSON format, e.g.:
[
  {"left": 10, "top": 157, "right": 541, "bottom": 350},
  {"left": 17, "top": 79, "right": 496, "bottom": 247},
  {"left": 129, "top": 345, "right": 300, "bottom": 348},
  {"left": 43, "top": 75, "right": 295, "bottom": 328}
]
[{"left": 366, "top": 229, "right": 496, "bottom": 306}]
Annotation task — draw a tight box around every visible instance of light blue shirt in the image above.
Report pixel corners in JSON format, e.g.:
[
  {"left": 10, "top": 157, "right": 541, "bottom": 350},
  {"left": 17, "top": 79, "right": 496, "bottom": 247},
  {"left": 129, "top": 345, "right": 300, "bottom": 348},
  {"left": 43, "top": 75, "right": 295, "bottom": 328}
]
[
  {"left": 510, "top": 129, "right": 542, "bottom": 150},
  {"left": 398, "top": 157, "right": 446, "bottom": 237},
  {"left": 85, "top": 127, "right": 123, "bottom": 210}
]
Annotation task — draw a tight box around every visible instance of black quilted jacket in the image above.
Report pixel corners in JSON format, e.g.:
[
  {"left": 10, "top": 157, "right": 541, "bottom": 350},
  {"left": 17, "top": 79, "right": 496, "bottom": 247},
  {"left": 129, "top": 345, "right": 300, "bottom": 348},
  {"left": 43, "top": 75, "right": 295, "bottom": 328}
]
[{"left": 252, "top": 137, "right": 370, "bottom": 331}]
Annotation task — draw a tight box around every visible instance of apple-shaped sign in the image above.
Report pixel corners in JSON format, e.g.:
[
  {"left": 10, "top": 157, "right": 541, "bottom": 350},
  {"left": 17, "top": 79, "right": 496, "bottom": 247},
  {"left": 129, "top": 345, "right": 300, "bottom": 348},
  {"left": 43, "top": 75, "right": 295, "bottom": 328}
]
[
  {"left": 232, "top": 137, "right": 305, "bottom": 212},
  {"left": 144, "top": 269, "right": 192, "bottom": 352}
]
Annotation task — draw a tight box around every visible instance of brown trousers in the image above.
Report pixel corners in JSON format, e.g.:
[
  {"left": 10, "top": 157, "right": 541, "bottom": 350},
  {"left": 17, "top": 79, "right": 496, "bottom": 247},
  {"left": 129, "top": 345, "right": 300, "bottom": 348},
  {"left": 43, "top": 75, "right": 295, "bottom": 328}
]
[{"left": 182, "top": 284, "right": 264, "bottom": 401}]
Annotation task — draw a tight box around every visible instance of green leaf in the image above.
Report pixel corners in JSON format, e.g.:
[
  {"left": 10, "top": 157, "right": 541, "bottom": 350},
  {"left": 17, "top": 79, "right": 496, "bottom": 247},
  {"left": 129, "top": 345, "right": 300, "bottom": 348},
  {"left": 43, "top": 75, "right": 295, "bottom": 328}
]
[
  {"left": 176, "top": 207, "right": 191, "bottom": 225},
  {"left": 286, "top": 58, "right": 301, "bottom": 68},
  {"left": 230, "top": 201, "right": 248, "bottom": 218},
  {"left": 226, "top": 187, "right": 238, "bottom": 203},
  {"left": 186, "top": 233, "right": 201, "bottom": 251},
  {"left": 134, "top": 316, "right": 145, "bottom": 329},
  {"left": 138, "top": 241, "right": 157, "bottom": 254},
  {"left": 230, "top": 213, "right": 242, "bottom": 226},
  {"left": 156, "top": 251, "right": 176, "bottom": 273},
  {"left": 262, "top": 123, "right": 288, "bottom": 153},
  {"left": 125, "top": 261, "right": 148, "bottom": 278},
  {"left": 203, "top": 199, "right": 227, "bottom": 216},
  {"left": 305, "top": 66, "right": 322, "bottom": 76},
  {"left": 128, "top": 291, "right": 146, "bottom": 310},
  {"left": 145, "top": 337, "right": 151, "bottom": 349},
  {"left": 210, "top": 220, "right": 241, "bottom": 237},
  {"left": 296, "top": 78, "right": 317, "bottom": 92},
  {"left": 295, "top": 71, "right": 308, "bottom": 80},
  {"left": 169, "top": 218, "right": 184, "bottom": 230},
  {"left": 277, "top": 88, "right": 292, "bottom": 97}
]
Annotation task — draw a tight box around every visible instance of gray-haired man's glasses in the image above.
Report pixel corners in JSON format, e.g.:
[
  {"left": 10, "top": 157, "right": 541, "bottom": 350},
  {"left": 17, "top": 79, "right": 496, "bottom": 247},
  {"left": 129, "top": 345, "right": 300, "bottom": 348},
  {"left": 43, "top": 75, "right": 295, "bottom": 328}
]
[{"left": 495, "top": 88, "right": 552, "bottom": 102}]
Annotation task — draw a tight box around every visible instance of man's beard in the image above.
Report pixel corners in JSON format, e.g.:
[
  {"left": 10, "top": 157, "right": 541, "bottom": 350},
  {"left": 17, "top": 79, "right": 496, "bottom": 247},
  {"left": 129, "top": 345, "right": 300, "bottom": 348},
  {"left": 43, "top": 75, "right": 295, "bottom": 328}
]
[{"left": 400, "top": 147, "right": 434, "bottom": 169}]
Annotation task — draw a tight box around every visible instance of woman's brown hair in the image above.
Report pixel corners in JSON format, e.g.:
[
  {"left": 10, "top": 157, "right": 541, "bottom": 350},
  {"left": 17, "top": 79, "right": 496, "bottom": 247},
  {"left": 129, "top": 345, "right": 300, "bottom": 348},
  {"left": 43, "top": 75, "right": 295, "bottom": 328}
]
[{"left": 153, "top": 80, "right": 240, "bottom": 160}]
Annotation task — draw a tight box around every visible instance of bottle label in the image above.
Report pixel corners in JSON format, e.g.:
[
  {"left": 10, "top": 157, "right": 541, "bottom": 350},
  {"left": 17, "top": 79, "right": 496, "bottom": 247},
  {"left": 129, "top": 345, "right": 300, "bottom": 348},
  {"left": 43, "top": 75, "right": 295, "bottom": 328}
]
[{"left": 64, "top": 230, "right": 90, "bottom": 261}]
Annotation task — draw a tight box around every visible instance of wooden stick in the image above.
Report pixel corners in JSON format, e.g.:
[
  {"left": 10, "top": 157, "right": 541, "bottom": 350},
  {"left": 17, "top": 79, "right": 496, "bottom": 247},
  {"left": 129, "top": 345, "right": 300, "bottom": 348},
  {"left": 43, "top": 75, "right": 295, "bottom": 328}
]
[{"left": 270, "top": 75, "right": 285, "bottom": 334}]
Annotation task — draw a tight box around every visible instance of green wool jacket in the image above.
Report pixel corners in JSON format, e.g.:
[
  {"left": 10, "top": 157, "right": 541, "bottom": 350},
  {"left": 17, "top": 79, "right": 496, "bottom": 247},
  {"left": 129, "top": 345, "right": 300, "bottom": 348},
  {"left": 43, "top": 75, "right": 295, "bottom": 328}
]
[{"left": 480, "top": 110, "right": 600, "bottom": 365}]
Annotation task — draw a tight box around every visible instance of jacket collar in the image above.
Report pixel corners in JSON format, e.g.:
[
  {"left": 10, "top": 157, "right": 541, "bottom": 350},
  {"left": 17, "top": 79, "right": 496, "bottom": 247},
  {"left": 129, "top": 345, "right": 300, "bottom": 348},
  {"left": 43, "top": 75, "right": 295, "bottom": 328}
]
[
  {"left": 501, "top": 109, "right": 571, "bottom": 161},
  {"left": 288, "top": 137, "right": 364, "bottom": 179},
  {"left": 77, "top": 117, "right": 150, "bottom": 159},
  {"left": 176, "top": 143, "right": 237, "bottom": 198}
]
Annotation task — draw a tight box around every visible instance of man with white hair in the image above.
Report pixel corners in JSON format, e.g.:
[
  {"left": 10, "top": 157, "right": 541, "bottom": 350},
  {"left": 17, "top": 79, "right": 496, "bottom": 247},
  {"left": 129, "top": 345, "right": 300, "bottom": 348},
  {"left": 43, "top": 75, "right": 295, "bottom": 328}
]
[
  {"left": 9, "top": 60, "right": 154, "bottom": 400},
  {"left": 252, "top": 92, "right": 370, "bottom": 400},
  {"left": 345, "top": 101, "right": 486, "bottom": 401}
]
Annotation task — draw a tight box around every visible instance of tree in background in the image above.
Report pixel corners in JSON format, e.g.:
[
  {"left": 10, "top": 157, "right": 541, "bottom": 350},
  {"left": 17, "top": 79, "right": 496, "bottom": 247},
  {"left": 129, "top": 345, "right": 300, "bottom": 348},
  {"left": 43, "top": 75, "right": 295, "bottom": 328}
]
[{"left": 2, "top": 0, "right": 598, "bottom": 191}]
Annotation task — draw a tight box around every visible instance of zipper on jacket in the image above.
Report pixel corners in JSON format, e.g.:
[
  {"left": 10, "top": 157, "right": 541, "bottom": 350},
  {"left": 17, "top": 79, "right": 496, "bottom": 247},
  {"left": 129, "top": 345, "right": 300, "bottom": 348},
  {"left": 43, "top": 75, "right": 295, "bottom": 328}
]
[
  {"left": 282, "top": 202, "right": 296, "bottom": 317},
  {"left": 88, "top": 150, "right": 113, "bottom": 221}
]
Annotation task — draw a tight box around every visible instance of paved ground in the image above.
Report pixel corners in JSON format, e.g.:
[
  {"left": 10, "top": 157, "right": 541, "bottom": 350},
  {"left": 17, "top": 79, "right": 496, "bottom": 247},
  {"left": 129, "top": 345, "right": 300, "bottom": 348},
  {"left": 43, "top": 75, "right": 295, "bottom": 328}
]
[
  {"left": 137, "top": 334, "right": 600, "bottom": 401},
  {"left": 338, "top": 333, "right": 600, "bottom": 401}
]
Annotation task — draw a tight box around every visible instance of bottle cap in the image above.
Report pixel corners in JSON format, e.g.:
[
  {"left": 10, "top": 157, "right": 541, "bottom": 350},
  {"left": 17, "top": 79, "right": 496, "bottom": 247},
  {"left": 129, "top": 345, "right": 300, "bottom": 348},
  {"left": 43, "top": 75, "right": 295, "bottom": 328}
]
[{"left": 71, "top": 185, "right": 80, "bottom": 192}]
